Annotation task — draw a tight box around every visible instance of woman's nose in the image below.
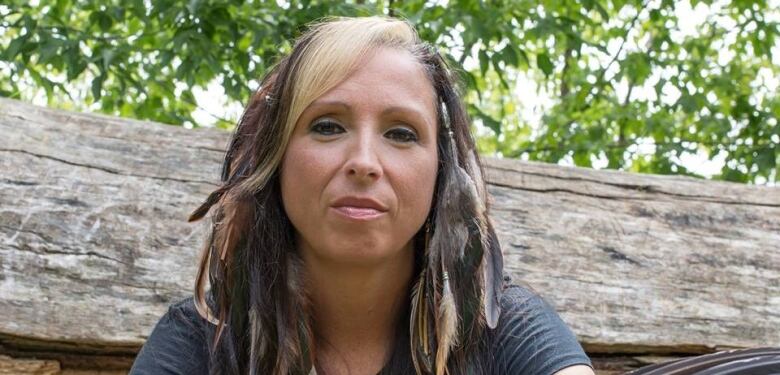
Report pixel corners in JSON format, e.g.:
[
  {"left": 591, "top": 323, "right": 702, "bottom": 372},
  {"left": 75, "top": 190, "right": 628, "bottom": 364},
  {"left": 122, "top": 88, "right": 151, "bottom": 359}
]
[{"left": 344, "top": 133, "right": 382, "bottom": 183}]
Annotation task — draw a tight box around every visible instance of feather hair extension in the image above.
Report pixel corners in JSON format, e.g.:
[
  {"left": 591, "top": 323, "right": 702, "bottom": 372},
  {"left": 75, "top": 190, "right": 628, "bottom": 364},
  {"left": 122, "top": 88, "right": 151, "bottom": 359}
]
[
  {"left": 435, "top": 268, "right": 458, "bottom": 375},
  {"left": 463, "top": 149, "right": 503, "bottom": 329},
  {"left": 412, "top": 221, "right": 434, "bottom": 374},
  {"left": 483, "top": 221, "right": 504, "bottom": 329},
  {"left": 440, "top": 103, "right": 487, "bottom": 260},
  {"left": 465, "top": 150, "right": 487, "bottom": 206},
  {"left": 452, "top": 163, "right": 484, "bottom": 258},
  {"left": 441, "top": 101, "right": 505, "bottom": 330},
  {"left": 426, "top": 100, "right": 483, "bottom": 374},
  {"left": 410, "top": 268, "right": 432, "bottom": 374},
  {"left": 464, "top": 151, "right": 489, "bottom": 244}
]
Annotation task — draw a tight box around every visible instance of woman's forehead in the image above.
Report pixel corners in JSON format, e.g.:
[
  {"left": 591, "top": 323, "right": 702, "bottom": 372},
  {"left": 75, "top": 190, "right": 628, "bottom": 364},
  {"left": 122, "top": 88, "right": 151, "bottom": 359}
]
[{"left": 307, "top": 48, "right": 437, "bottom": 117}]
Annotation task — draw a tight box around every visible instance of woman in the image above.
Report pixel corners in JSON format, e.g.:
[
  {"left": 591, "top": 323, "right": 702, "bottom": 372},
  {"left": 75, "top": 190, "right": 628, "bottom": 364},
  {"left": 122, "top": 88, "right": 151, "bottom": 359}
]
[{"left": 130, "top": 17, "right": 593, "bottom": 375}]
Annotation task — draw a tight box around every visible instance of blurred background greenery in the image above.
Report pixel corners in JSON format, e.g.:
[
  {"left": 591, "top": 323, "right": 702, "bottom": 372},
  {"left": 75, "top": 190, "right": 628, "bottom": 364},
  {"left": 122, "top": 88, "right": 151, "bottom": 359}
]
[{"left": 1, "top": 0, "right": 778, "bottom": 184}]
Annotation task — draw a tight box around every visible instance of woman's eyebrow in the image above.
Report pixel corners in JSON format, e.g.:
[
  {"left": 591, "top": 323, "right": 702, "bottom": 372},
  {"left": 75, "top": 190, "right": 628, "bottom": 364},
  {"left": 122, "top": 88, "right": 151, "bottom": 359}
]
[
  {"left": 308, "top": 100, "right": 434, "bottom": 128},
  {"left": 381, "top": 106, "right": 434, "bottom": 128}
]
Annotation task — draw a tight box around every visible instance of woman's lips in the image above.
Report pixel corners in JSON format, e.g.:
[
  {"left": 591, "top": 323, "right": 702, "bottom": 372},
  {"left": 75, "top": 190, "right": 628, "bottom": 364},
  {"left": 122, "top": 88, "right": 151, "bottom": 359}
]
[{"left": 332, "top": 206, "right": 386, "bottom": 220}]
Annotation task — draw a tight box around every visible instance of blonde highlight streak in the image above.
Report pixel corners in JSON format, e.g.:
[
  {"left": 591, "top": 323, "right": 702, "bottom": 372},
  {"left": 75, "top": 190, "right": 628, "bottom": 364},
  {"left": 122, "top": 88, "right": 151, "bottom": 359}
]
[
  {"left": 410, "top": 274, "right": 425, "bottom": 374},
  {"left": 283, "top": 17, "right": 420, "bottom": 161},
  {"left": 236, "top": 162, "right": 277, "bottom": 198},
  {"left": 193, "top": 238, "right": 221, "bottom": 326},
  {"left": 192, "top": 238, "right": 222, "bottom": 368},
  {"left": 249, "top": 306, "right": 264, "bottom": 375}
]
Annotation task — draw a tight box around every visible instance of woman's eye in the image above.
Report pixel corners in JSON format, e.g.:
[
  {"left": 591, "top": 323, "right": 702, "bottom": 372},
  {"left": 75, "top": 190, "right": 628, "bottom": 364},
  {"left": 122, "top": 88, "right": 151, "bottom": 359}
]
[
  {"left": 310, "top": 120, "right": 344, "bottom": 136},
  {"left": 385, "top": 127, "right": 418, "bottom": 143}
]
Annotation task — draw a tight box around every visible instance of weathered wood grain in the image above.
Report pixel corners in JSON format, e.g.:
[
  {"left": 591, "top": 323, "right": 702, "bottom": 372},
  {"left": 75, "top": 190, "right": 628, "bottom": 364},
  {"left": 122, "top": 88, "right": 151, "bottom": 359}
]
[
  {"left": 1, "top": 98, "right": 778, "bottom": 373},
  {"left": 0, "top": 355, "right": 59, "bottom": 375},
  {"left": 485, "top": 157, "right": 780, "bottom": 353},
  {"left": 0, "top": 98, "right": 222, "bottom": 352}
]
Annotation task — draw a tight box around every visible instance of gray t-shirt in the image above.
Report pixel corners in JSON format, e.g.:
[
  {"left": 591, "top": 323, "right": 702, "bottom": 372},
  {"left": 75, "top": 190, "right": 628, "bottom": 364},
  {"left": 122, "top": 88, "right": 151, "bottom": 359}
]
[{"left": 130, "top": 285, "right": 591, "bottom": 374}]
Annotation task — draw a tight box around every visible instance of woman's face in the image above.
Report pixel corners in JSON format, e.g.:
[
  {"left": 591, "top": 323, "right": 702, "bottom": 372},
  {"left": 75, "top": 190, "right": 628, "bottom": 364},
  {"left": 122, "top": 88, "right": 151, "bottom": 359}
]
[{"left": 280, "top": 47, "right": 439, "bottom": 266}]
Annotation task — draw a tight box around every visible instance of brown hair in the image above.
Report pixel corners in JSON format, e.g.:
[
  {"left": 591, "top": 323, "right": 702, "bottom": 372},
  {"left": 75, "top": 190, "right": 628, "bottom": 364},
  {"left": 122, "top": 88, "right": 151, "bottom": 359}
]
[{"left": 188, "top": 16, "right": 504, "bottom": 375}]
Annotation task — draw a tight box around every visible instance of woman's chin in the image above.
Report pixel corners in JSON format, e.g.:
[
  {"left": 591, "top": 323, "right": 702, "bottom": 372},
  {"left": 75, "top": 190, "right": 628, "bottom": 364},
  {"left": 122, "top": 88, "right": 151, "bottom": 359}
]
[{"left": 306, "top": 238, "right": 412, "bottom": 267}]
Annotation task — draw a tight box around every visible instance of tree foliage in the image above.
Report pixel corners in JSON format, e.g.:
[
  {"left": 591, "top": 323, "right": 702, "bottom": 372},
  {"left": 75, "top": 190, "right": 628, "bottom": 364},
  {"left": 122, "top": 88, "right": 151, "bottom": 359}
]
[{"left": 1, "top": 0, "right": 778, "bottom": 184}]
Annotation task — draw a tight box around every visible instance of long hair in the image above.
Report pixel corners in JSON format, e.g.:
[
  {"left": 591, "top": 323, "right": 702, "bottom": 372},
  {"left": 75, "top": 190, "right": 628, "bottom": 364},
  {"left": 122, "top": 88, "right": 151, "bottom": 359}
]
[{"left": 188, "top": 16, "right": 504, "bottom": 375}]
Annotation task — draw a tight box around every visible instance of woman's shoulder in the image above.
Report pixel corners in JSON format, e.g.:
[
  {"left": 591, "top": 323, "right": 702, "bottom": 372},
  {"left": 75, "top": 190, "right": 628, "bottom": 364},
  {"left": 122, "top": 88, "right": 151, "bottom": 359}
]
[
  {"left": 492, "top": 282, "right": 593, "bottom": 375},
  {"left": 153, "top": 295, "right": 213, "bottom": 338},
  {"left": 129, "top": 296, "right": 211, "bottom": 375}
]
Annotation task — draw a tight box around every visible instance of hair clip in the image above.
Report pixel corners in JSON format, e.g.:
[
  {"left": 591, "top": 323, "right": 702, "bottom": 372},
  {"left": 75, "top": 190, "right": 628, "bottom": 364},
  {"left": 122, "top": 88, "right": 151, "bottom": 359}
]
[
  {"left": 440, "top": 101, "right": 458, "bottom": 160},
  {"left": 440, "top": 101, "right": 451, "bottom": 130}
]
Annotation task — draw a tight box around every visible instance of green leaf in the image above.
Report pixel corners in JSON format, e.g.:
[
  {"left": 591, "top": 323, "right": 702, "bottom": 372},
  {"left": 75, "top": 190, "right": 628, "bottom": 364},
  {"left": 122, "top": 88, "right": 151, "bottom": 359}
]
[
  {"left": 111, "top": 6, "right": 126, "bottom": 21},
  {"left": 91, "top": 75, "right": 105, "bottom": 100},
  {"left": 3, "top": 36, "right": 27, "bottom": 61},
  {"left": 537, "top": 53, "right": 554, "bottom": 76},
  {"left": 237, "top": 34, "right": 252, "bottom": 50},
  {"left": 98, "top": 12, "right": 113, "bottom": 32},
  {"left": 754, "top": 146, "right": 776, "bottom": 171},
  {"left": 594, "top": 2, "right": 610, "bottom": 21},
  {"left": 130, "top": 0, "right": 147, "bottom": 19},
  {"left": 37, "top": 37, "right": 62, "bottom": 64},
  {"left": 181, "top": 89, "right": 196, "bottom": 104},
  {"left": 23, "top": 15, "right": 37, "bottom": 32},
  {"left": 677, "top": 94, "right": 699, "bottom": 113},
  {"left": 176, "top": 58, "right": 192, "bottom": 80},
  {"left": 28, "top": 67, "right": 53, "bottom": 100},
  {"left": 478, "top": 49, "right": 489, "bottom": 76},
  {"left": 649, "top": 9, "right": 661, "bottom": 22},
  {"left": 463, "top": 71, "right": 481, "bottom": 101},
  {"left": 66, "top": 51, "right": 88, "bottom": 81},
  {"left": 624, "top": 53, "right": 651, "bottom": 84},
  {"left": 470, "top": 104, "right": 502, "bottom": 135},
  {"left": 654, "top": 78, "right": 667, "bottom": 96},
  {"left": 501, "top": 45, "right": 519, "bottom": 66},
  {"left": 492, "top": 59, "right": 510, "bottom": 90},
  {"left": 516, "top": 48, "right": 530, "bottom": 67},
  {"left": 573, "top": 149, "right": 592, "bottom": 167},
  {"left": 160, "top": 50, "right": 174, "bottom": 66}
]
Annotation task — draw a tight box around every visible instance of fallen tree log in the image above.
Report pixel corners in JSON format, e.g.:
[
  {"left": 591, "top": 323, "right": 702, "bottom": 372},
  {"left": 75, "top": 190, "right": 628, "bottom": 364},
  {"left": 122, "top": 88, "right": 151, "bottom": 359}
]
[{"left": 1, "top": 98, "right": 778, "bottom": 374}]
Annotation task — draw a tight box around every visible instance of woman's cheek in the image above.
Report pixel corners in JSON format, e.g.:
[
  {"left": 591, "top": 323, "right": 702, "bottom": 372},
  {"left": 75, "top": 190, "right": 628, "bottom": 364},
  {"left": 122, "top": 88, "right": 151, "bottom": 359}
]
[
  {"left": 395, "top": 151, "right": 438, "bottom": 226},
  {"left": 281, "top": 142, "right": 330, "bottom": 225}
]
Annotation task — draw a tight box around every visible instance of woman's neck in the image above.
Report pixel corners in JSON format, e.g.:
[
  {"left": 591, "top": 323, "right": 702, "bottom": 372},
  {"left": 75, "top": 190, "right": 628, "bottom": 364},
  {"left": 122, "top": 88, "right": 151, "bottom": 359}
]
[{"left": 301, "top": 245, "right": 414, "bottom": 374}]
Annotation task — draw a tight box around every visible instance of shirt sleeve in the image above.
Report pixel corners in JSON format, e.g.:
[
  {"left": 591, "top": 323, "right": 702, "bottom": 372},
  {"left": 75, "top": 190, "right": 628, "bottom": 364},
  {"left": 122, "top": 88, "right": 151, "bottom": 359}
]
[
  {"left": 129, "top": 297, "right": 210, "bottom": 375},
  {"left": 493, "top": 285, "right": 593, "bottom": 375}
]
